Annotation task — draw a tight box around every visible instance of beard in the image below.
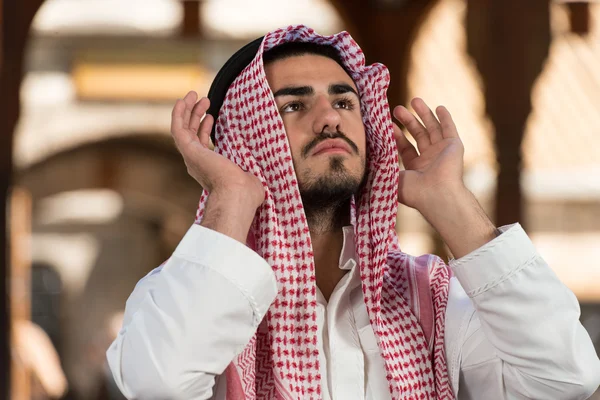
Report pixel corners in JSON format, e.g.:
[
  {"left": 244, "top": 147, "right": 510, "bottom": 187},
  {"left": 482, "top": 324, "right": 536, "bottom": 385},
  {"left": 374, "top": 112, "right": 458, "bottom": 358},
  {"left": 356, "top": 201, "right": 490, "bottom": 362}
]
[{"left": 298, "top": 156, "right": 366, "bottom": 233}]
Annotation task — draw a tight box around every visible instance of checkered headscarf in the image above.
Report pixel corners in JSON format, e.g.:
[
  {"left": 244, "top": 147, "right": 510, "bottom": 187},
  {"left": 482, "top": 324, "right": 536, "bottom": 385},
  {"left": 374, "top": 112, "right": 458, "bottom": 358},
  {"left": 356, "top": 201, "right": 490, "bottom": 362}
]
[{"left": 195, "top": 25, "right": 453, "bottom": 400}]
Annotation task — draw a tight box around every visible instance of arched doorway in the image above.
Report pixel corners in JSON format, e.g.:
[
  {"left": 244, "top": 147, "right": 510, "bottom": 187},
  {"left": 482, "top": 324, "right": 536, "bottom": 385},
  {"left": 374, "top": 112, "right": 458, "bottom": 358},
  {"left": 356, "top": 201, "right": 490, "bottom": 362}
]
[{"left": 17, "top": 136, "right": 201, "bottom": 398}]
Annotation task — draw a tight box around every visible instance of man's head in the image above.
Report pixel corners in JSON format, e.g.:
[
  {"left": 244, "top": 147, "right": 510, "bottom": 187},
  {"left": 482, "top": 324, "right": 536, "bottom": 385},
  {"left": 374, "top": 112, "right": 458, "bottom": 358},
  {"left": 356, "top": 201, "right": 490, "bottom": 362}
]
[{"left": 263, "top": 42, "right": 368, "bottom": 229}]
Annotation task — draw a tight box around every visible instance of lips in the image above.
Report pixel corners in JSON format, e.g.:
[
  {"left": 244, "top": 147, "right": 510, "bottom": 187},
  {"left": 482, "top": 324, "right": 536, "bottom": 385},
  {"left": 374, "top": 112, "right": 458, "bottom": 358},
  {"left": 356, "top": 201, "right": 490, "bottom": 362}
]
[{"left": 310, "top": 139, "right": 353, "bottom": 156}]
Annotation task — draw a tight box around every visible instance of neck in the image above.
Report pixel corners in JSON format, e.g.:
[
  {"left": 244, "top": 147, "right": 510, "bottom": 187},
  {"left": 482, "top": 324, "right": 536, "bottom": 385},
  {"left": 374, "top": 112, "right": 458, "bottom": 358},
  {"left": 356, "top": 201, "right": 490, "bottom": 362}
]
[{"left": 306, "top": 201, "right": 351, "bottom": 301}]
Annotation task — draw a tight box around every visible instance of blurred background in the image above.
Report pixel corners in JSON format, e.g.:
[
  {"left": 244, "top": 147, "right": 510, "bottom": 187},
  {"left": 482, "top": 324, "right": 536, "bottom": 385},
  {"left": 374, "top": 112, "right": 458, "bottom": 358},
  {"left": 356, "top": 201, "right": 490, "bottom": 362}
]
[{"left": 1, "top": 0, "right": 599, "bottom": 398}]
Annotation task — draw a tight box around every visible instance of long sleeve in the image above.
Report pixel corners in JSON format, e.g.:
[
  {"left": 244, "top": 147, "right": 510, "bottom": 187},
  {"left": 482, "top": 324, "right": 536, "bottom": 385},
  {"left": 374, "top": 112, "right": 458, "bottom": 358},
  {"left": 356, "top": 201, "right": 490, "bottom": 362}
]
[
  {"left": 106, "top": 224, "right": 278, "bottom": 400},
  {"left": 446, "top": 223, "right": 600, "bottom": 399}
]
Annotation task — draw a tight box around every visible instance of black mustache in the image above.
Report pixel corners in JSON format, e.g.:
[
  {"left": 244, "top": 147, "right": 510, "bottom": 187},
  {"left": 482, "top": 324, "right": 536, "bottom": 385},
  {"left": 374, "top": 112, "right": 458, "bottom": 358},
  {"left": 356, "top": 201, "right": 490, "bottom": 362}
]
[{"left": 302, "top": 131, "right": 359, "bottom": 158}]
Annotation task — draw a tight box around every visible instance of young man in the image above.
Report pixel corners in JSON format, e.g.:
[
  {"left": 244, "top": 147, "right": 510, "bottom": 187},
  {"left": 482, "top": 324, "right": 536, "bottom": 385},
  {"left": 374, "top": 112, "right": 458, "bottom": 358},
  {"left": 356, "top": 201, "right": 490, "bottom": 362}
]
[{"left": 106, "top": 26, "right": 600, "bottom": 399}]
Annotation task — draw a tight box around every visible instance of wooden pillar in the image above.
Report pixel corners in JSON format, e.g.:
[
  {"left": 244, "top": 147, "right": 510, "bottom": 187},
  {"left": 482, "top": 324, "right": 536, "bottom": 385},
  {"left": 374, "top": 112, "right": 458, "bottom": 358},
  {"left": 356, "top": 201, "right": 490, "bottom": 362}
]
[
  {"left": 0, "top": 0, "right": 44, "bottom": 397},
  {"left": 329, "top": 0, "right": 439, "bottom": 107},
  {"left": 466, "top": 0, "right": 551, "bottom": 227},
  {"left": 568, "top": 2, "right": 590, "bottom": 35},
  {"left": 10, "top": 189, "right": 32, "bottom": 400},
  {"left": 0, "top": 0, "right": 7, "bottom": 396},
  {"left": 182, "top": 0, "right": 202, "bottom": 38}
]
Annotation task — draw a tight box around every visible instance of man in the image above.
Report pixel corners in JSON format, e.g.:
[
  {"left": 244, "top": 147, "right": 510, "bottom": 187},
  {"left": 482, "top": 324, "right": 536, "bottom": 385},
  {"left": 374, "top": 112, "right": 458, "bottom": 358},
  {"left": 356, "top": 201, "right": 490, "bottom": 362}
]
[{"left": 106, "top": 26, "right": 600, "bottom": 399}]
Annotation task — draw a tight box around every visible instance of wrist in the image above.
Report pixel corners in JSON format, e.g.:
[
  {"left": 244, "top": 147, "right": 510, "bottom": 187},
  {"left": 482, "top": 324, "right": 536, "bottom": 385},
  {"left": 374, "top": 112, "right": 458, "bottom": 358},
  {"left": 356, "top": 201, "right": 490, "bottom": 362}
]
[
  {"left": 200, "top": 190, "right": 260, "bottom": 244},
  {"left": 417, "top": 181, "right": 471, "bottom": 218},
  {"left": 417, "top": 183, "right": 497, "bottom": 259},
  {"left": 213, "top": 177, "right": 265, "bottom": 211}
]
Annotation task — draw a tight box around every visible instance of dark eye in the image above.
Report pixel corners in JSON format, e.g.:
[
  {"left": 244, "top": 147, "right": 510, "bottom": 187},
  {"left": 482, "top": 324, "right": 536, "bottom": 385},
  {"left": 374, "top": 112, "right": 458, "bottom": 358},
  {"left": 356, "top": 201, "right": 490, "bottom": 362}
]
[
  {"left": 281, "top": 101, "right": 304, "bottom": 113},
  {"left": 334, "top": 97, "right": 356, "bottom": 110}
]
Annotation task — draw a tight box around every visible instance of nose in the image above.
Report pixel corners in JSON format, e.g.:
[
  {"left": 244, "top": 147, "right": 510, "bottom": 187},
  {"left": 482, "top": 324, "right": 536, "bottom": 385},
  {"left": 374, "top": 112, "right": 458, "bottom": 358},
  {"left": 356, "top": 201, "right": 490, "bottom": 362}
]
[{"left": 312, "top": 95, "right": 341, "bottom": 135}]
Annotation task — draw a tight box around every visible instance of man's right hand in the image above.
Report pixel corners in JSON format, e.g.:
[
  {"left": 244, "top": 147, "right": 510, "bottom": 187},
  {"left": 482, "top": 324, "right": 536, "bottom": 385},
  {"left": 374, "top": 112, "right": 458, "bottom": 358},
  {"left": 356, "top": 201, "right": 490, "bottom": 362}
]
[
  {"left": 172, "top": 91, "right": 265, "bottom": 243},
  {"left": 171, "top": 91, "right": 265, "bottom": 208}
]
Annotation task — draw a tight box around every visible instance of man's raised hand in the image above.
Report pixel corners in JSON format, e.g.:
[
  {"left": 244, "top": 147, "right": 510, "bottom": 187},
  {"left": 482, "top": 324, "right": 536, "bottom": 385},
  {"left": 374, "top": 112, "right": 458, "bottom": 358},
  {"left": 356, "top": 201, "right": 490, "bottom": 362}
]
[
  {"left": 171, "top": 91, "right": 265, "bottom": 209},
  {"left": 392, "top": 98, "right": 497, "bottom": 258},
  {"left": 392, "top": 98, "right": 466, "bottom": 211}
]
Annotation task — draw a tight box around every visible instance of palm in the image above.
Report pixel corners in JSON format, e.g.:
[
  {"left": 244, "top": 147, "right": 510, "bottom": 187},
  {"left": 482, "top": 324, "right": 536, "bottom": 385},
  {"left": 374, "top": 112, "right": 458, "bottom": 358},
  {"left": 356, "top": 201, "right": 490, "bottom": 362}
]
[{"left": 392, "top": 98, "right": 465, "bottom": 210}]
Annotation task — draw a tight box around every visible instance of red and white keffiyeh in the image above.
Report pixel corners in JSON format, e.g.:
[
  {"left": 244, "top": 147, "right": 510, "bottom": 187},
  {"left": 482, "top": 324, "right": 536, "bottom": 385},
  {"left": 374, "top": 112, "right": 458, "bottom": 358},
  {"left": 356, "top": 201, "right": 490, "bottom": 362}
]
[{"left": 194, "top": 25, "right": 453, "bottom": 400}]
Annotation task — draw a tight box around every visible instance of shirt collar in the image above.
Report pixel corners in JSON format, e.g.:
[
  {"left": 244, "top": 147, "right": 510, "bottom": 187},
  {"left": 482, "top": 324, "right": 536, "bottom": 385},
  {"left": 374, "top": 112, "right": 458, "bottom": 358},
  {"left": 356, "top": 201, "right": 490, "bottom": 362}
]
[
  {"left": 315, "top": 226, "right": 359, "bottom": 306},
  {"left": 339, "top": 225, "right": 357, "bottom": 271}
]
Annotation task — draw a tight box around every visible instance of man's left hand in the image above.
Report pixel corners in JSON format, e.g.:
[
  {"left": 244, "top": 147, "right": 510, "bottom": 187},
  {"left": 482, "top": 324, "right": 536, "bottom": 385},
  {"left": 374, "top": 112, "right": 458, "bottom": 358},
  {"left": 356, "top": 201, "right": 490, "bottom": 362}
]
[
  {"left": 392, "top": 97, "right": 465, "bottom": 211},
  {"left": 392, "top": 98, "right": 497, "bottom": 258}
]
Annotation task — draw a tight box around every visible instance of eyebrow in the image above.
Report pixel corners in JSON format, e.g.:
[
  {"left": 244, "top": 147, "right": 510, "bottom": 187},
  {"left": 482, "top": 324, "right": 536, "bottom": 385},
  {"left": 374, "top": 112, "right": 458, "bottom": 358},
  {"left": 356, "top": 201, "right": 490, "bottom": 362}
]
[
  {"left": 329, "top": 83, "right": 359, "bottom": 98},
  {"left": 273, "top": 83, "right": 359, "bottom": 99}
]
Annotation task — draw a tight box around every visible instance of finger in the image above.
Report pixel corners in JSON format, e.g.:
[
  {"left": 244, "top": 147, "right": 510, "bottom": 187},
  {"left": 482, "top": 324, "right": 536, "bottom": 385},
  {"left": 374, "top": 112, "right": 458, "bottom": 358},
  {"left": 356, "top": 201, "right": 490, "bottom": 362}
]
[
  {"left": 171, "top": 98, "right": 187, "bottom": 138},
  {"left": 392, "top": 121, "right": 419, "bottom": 165},
  {"left": 411, "top": 98, "right": 443, "bottom": 144},
  {"left": 436, "top": 106, "right": 459, "bottom": 139},
  {"left": 198, "top": 113, "right": 214, "bottom": 148},
  {"left": 393, "top": 105, "right": 431, "bottom": 151},
  {"left": 171, "top": 98, "right": 196, "bottom": 150},
  {"left": 190, "top": 97, "right": 210, "bottom": 133},
  {"left": 182, "top": 91, "right": 198, "bottom": 129}
]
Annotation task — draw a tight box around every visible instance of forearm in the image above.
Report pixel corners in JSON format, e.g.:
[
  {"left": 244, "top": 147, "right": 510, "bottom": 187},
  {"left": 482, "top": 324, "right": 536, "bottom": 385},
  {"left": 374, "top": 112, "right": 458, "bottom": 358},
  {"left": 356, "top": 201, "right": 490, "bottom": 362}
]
[{"left": 419, "top": 184, "right": 497, "bottom": 259}]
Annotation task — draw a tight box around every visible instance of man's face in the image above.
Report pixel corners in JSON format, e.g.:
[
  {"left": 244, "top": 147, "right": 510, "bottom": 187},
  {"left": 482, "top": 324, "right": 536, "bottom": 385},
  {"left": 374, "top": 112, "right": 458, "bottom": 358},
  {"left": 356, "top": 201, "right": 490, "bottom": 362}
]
[{"left": 265, "top": 54, "right": 367, "bottom": 204}]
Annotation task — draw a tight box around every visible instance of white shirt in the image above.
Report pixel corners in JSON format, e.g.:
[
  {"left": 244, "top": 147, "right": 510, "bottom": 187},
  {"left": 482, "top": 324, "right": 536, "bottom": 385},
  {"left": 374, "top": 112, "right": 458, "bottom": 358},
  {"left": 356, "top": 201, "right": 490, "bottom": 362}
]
[{"left": 106, "top": 223, "right": 600, "bottom": 400}]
